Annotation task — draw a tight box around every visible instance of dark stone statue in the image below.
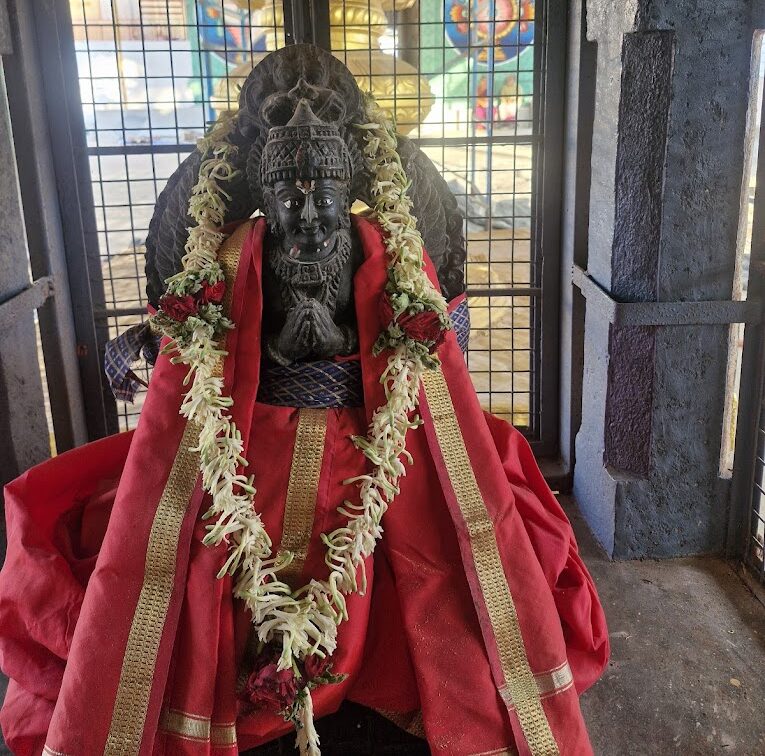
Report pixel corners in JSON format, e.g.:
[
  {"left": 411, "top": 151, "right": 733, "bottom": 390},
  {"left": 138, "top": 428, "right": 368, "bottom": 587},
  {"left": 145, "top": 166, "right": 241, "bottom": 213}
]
[
  {"left": 260, "top": 98, "right": 361, "bottom": 365},
  {"left": 145, "top": 45, "right": 466, "bottom": 375},
  {"left": 144, "top": 43, "right": 465, "bottom": 752}
]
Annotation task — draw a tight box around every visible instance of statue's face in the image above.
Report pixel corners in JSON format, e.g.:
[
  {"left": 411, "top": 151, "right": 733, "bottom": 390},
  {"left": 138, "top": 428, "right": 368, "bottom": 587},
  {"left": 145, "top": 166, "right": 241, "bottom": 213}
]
[{"left": 271, "top": 177, "right": 348, "bottom": 254}]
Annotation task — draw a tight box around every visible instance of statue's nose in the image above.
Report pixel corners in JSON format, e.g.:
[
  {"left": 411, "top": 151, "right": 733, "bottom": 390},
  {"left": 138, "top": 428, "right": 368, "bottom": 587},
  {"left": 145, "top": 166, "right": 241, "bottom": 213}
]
[{"left": 300, "top": 194, "right": 318, "bottom": 224}]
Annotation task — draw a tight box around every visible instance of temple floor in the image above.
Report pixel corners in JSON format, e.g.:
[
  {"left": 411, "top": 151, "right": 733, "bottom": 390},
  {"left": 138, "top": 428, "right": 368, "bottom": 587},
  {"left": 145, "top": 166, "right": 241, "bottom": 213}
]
[
  {"left": 1, "top": 498, "right": 764, "bottom": 756},
  {"left": 566, "top": 498, "right": 765, "bottom": 756}
]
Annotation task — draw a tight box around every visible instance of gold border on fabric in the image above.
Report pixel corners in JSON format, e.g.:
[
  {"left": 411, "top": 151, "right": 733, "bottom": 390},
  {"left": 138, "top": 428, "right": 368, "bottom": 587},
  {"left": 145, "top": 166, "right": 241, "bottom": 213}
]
[
  {"left": 536, "top": 661, "right": 574, "bottom": 699},
  {"left": 210, "top": 722, "right": 239, "bottom": 748},
  {"left": 501, "top": 662, "right": 574, "bottom": 709},
  {"left": 278, "top": 408, "right": 328, "bottom": 584},
  {"left": 103, "top": 224, "right": 249, "bottom": 755},
  {"left": 160, "top": 708, "right": 209, "bottom": 741},
  {"left": 42, "top": 747, "right": 70, "bottom": 756},
  {"left": 159, "top": 708, "right": 238, "bottom": 748},
  {"left": 422, "top": 369, "right": 560, "bottom": 756},
  {"left": 214, "top": 222, "right": 252, "bottom": 379}
]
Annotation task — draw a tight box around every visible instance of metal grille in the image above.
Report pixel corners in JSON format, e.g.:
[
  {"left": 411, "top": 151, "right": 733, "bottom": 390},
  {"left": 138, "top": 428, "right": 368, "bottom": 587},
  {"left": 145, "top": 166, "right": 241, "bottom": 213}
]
[
  {"left": 67, "top": 0, "right": 561, "bottom": 448},
  {"left": 327, "top": 0, "right": 561, "bottom": 441},
  {"left": 70, "top": 0, "right": 281, "bottom": 429},
  {"left": 749, "top": 408, "right": 765, "bottom": 581}
]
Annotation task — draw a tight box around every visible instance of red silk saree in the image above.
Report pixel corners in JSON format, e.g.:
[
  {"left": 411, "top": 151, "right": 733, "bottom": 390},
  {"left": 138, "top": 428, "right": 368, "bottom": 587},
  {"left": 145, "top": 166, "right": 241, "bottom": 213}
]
[{"left": 0, "top": 217, "right": 608, "bottom": 756}]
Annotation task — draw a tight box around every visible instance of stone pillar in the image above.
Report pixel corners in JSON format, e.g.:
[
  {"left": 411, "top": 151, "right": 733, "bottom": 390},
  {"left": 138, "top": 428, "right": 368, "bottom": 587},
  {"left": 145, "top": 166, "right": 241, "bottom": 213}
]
[
  {"left": 0, "top": 0, "right": 51, "bottom": 498},
  {"left": 574, "top": 0, "right": 755, "bottom": 558}
]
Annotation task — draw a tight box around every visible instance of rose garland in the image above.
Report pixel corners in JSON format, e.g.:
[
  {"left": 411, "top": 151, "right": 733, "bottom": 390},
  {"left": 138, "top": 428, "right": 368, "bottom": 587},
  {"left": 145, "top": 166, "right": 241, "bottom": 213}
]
[{"left": 152, "top": 95, "right": 449, "bottom": 755}]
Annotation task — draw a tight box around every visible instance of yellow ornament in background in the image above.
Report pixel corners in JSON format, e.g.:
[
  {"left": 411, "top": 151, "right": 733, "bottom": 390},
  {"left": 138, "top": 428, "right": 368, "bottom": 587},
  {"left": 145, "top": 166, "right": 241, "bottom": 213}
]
[{"left": 214, "top": 0, "right": 433, "bottom": 134}]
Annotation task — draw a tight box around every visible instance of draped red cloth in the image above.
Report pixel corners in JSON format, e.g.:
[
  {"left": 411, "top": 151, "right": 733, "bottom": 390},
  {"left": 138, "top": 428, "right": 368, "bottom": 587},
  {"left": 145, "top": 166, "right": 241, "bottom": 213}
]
[{"left": 0, "top": 217, "right": 608, "bottom": 756}]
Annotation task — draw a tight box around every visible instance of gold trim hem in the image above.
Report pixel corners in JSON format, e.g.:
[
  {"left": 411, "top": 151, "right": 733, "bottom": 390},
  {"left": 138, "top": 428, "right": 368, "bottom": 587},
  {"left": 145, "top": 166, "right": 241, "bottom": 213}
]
[
  {"left": 422, "top": 368, "right": 559, "bottom": 756},
  {"left": 159, "top": 707, "right": 238, "bottom": 748},
  {"left": 103, "top": 222, "right": 249, "bottom": 754},
  {"left": 278, "top": 407, "right": 328, "bottom": 584}
]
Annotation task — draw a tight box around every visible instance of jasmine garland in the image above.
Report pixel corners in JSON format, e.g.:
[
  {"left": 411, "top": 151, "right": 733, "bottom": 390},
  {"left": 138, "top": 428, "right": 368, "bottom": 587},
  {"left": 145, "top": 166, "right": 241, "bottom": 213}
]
[{"left": 151, "top": 95, "right": 449, "bottom": 756}]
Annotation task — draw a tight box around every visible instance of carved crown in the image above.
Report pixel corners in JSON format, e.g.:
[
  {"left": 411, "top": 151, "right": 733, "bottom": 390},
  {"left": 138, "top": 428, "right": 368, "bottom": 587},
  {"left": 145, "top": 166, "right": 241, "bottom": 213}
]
[{"left": 260, "top": 99, "right": 352, "bottom": 186}]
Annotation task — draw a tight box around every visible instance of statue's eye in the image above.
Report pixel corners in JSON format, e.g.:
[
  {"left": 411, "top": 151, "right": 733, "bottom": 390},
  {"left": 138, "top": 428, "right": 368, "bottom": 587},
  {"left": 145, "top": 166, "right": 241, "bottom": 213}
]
[
  {"left": 315, "top": 197, "right": 334, "bottom": 207},
  {"left": 283, "top": 198, "right": 299, "bottom": 209}
]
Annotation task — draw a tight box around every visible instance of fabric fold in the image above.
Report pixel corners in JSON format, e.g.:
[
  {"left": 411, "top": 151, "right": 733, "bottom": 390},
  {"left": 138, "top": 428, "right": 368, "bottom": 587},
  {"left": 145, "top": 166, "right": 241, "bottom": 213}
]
[{"left": 0, "top": 216, "right": 607, "bottom": 756}]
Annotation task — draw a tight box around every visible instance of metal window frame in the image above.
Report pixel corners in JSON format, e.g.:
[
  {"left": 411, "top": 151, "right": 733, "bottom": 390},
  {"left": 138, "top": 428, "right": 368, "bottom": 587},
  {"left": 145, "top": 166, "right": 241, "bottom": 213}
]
[
  {"left": 14, "top": 0, "right": 119, "bottom": 442},
  {"left": 20, "top": 0, "right": 567, "bottom": 458},
  {"left": 531, "top": 0, "right": 566, "bottom": 455}
]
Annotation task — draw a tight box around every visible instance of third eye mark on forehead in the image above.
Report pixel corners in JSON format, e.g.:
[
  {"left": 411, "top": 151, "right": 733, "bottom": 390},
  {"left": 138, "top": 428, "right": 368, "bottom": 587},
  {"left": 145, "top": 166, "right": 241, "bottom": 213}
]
[
  {"left": 274, "top": 180, "right": 344, "bottom": 200},
  {"left": 275, "top": 184, "right": 342, "bottom": 209}
]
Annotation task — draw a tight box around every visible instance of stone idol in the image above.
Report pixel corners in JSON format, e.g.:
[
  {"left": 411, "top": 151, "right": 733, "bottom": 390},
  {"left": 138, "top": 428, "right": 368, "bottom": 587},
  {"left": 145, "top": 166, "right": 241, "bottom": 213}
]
[{"left": 0, "top": 45, "right": 607, "bottom": 756}]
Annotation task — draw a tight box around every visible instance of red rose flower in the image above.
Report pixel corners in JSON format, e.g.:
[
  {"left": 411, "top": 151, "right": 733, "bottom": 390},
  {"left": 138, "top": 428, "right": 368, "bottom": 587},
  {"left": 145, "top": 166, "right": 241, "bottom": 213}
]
[
  {"left": 242, "top": 658, "right": 299, "bottom": 713},
  {"left": 159, "top": 294, "right": 198, "bottom": 321},
  {"left": 199, "top": 280, "right": 226, "bottom": 305},
  {"left": 402, "top": 310, "right": 446, "bottom": 348},
  {"left": 379, "top": 290, "right": 395, "bottom": 327},
  {"left": 379, "top": 291, "right": 446, "bottom": 352},
  {"left": 303, "top": 654, "right": 330, "bottom": 683}
]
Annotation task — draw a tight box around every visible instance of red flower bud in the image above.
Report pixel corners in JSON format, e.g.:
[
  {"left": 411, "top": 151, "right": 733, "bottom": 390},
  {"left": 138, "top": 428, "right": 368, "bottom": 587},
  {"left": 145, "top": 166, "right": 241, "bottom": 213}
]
[
  {"left": 159, "top": 294, "right": 198, "bottom": 321},
  {"left": 303, "top": 654, "right": 330, "bottom": 683},
  {"left": 242, "top": 658, "right": 299, "bottom": 713},
  {"left": 199, "top": 280, "right": 226, "bottom": 305},
  {"left": 379, "top": 291, "right": 446, "bottom": 353},
  {"left": 403, "top": 310, "right": 446, "bottom": 348}
]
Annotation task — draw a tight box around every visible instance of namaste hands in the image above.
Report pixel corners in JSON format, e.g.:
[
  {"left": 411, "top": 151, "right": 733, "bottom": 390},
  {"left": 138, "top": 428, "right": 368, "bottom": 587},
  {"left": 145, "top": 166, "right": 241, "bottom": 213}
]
[{"left": 271, "top": 299, "right": 356, "bottom": 364}]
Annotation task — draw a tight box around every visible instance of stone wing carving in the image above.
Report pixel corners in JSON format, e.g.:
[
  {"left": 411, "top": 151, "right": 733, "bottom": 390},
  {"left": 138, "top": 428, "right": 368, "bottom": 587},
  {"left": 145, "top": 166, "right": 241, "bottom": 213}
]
[
  {"left": 145, "top": 149, "right": 255, "bottom": 307},
  {"left": 395, "top": 135, "right": 466, "bottom": 300}
]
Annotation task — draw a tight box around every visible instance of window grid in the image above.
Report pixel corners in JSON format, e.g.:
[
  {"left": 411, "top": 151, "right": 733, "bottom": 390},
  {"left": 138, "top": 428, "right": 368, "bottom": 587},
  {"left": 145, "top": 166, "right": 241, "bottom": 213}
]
[{"left": 69, "top": 0, "right": 544, "bottom": 436}]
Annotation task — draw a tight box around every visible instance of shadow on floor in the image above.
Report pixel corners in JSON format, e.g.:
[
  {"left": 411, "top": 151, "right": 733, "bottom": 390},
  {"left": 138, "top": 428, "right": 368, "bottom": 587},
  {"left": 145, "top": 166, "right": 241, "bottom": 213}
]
[{"left": 565, "top": 497, "right": 765, "bottom": 755}]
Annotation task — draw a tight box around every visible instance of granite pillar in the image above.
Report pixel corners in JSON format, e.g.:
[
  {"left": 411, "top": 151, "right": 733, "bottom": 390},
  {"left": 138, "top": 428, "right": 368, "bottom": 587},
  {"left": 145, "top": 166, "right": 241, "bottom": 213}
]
[{"left": 573, "top": 0, "right": 754, "bottom": 558}]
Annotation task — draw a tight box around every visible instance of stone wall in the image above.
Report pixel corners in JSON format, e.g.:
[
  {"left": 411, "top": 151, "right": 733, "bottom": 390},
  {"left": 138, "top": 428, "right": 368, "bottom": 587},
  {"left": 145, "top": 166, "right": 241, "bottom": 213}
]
[{"left": 571, "top": 0, "right": 758, "bottom": 558}]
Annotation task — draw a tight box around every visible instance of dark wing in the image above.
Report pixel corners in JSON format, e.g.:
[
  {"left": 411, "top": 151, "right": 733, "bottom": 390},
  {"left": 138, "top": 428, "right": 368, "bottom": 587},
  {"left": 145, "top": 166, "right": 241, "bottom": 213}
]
[
  {"left": 144, "top": 151, "right": 199, "bottom": 307},
  {"left": 144, "top": 147, "right": 254, "bottom": 307},
  {"left": 396, "top": 135, "right": 466, "bottom": 301}
]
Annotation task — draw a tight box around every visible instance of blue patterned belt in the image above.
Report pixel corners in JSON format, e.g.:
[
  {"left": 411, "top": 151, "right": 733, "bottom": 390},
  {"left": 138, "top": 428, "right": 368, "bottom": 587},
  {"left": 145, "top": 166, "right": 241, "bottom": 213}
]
[
  {"left": 258, "top": 299, "right": 470, "bottom": 409},
  {"left": 105, "top": 300, "right": 470, "bottom": 406}
]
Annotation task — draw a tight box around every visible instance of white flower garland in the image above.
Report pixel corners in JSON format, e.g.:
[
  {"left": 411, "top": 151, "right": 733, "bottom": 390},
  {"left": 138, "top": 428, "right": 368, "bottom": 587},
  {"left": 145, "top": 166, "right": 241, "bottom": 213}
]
[{"left": 153, "top": 96, "right": 448, "bottom": 756}]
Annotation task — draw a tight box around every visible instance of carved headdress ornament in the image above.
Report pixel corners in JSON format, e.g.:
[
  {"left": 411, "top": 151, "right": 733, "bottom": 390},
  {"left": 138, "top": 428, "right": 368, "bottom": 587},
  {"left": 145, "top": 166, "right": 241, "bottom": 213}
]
[{"left": 260, "top": 98, "right": 352, "bottom": 186}]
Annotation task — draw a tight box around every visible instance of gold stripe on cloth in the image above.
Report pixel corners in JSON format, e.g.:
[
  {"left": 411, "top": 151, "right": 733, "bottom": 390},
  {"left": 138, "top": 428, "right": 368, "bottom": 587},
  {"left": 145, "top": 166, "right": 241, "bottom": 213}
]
[
  {"left": 211, "top": 722, "right": 239, "bottom": 748},
  {"left": 103, "top": 420, "right": 202, "bottom": 755},
  {"left": 213, "top": 221, "right": 252, "bottom": 379},
  {"left": 501, "top": 662, "right": 574, "bottom": 709},
  {"left": 159, "top": 708, "right": 238, "bottom": 748},
  {"left": 536, "top": 661, "right": 574, "bottom": 699},
  {"left": 422, "top": 369, "right": 559, "bottom": 756},
  {"left": 278, "top": 408, "right": 328, "bottom": 584},
  {"left": 104, "top": 224, "right": 249, "bottom": 755}
]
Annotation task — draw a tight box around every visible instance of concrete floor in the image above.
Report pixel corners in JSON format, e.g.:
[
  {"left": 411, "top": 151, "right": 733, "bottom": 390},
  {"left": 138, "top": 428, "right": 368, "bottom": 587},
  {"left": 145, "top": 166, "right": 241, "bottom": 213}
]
[
  {"left": 567, "top": 499, "right": 765, "bottom": 756},
  {"left": 1, "top": 500, "right": 764, "bottom": 755}
]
